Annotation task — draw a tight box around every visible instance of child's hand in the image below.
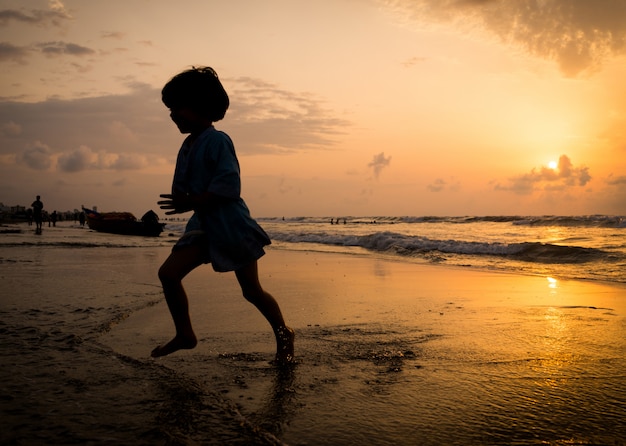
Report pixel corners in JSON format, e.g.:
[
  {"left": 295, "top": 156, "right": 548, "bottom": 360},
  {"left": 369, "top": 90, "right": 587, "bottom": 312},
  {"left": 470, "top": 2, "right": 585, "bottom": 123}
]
[{"left": 158, "top": 193, "right": 194, "bottom": 215}]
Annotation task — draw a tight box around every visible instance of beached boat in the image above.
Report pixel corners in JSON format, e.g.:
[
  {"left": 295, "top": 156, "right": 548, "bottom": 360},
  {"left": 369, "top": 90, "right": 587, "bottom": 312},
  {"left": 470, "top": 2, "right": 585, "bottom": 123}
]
[{"left": 82, "top": 208, "right": 165, "bottom": 237}]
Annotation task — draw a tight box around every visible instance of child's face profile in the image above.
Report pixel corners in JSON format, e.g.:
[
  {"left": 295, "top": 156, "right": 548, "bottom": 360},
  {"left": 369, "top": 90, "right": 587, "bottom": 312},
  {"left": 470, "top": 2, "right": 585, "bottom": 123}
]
[{"left": 168, "top": 106, "right": 205, "bottom": 134}]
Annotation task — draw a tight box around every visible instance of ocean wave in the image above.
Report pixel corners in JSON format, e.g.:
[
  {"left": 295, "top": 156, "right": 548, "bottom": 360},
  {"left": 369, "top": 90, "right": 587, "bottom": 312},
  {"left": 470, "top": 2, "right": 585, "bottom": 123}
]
[
  {"left": 261, "top": 215, "right": 626, "bottom": 228},
  {"left": 267, "top": 230, "right": 614, "bottom": 264},
  {"left": 510, "top": 215, "right": 626, "bottom": 228}
]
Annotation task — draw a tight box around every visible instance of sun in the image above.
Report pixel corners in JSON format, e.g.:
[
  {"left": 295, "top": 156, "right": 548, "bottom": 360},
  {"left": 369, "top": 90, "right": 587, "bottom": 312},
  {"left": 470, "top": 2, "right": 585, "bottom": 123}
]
[{"left": 548, "top": 160, "right": 558, "bottom": 170}]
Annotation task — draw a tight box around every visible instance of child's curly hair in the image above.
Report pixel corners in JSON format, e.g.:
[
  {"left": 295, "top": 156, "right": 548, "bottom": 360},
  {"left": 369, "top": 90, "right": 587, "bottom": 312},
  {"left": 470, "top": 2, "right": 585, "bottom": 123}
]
[{"left": 162, "top": 66, "right": 229, "bottom": 122}]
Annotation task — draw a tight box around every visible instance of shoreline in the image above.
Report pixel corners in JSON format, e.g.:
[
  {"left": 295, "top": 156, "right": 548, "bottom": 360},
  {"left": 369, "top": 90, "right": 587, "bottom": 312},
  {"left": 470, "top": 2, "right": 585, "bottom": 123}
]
[
  {"left": 3, "top": 218, "right": 624, "bottom": 286},
  {"left": 273, "top": 244, "right": 626, "bottom": 288}
]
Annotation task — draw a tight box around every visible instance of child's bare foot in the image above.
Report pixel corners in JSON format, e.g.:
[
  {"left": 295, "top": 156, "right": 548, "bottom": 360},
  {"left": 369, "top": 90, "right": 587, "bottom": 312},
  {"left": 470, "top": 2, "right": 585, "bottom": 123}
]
[
  {"left": 151, "top": 334, "right": 197, "bottom": 358},
  {"left": 274, "top": 326, "right": 295, "bottom": 364}
]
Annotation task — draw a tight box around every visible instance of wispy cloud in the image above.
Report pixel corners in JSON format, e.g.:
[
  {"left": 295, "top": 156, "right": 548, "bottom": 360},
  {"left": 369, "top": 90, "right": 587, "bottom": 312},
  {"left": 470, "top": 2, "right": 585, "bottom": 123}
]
[
  {"left": 607, "top": 174, "right": 626, "bottom": 186},
  {"left": 225, "top": 77, "right": 351, "bottom": 153},
  {"left": 56, "top": 145, "right": 148, "bottom": 172},
  {"left": 368, "top": 152, "right": 392, "bottom": 179},
  {"left": 101, "top": 31, "right": 126, "bottom": 40},
  {"left": 401, "top": 56, "right": 428, "bottom": 68},
  {"left": 0, "top": 42, "right": 30, "bottom": 64},
  {"left": 428, "top": 177, "right": 460, "bottom": 192},
  {"left": 36, "top": 41, "right": 95, "bottom": 57},
  {"left": 0, "top": 1, "right": 72, "bottom": 27},
  {"left": 495, "top": 155, "right": 591, "bottom": 195},
  {"left": 0, "top": 40, "right": 96, "bottom": 64},
  {"left": 383, "top": 0, "right": 626, "bottom": 76},
  {"left": 0, "top": 78, "right": 350, "bottom": 176}
]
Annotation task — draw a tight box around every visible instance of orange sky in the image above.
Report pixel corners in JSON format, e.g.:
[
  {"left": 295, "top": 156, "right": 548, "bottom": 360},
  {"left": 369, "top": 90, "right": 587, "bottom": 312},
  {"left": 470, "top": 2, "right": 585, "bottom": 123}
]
[{"left": 1, "top": 0, "right": 625, "bottom": 217}]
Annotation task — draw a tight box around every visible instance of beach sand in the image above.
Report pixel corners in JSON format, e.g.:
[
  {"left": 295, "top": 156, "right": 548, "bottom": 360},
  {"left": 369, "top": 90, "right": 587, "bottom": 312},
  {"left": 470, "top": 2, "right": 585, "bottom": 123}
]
[{"left": 101, "top": 249, "right": 626, "bottom": 445}]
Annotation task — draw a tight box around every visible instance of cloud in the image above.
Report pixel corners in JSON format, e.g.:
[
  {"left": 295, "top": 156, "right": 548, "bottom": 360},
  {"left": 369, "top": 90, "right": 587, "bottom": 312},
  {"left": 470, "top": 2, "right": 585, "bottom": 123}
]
[
  {"left": 0, "top": 40, "right": 95, "bottom": 64},
  {"left": 0, "top": 84, "right": 170, "bottom": 162},
  {"left": 383, "top": 0, "right": 626, "bottom": 76},
  {"left": 0, "top": 78, "right": 347, "bottom": 176},
  {"left": 495, "top": 154, "right": 591, "bottom": 194},
  {"left": 56, "top": 145, "right": 148, "bottom": 172},
  {"left": 36, "top": 41, "right": 95, "bottom": 57},
  {"left": 0, "top": 1, "right": 72, "bottom": 27},
  {"left": 277, "top": 176, "right": 294, "bottom": 195},
  {"left": 1, "top": 120, "right": 22, "bottom": 136},
  {"left": 557, "top": 155, "right": 591, "bottom": 185},
  {"left": 101, "top": 31, "right": 126, "bottom": 40},
  {"left": 0, "top": 3, "right": 83, "bottom": 65},
  {"left": 108, "top": 153, "right": 147, "bottom": 170},
  {"left": 0, "top": 42, "right": 30, "bottom": 64},
  {"left": 108, "top": 120, "right": 137, "bottom": 142},
  {"left": 18, "top": 141, "right": 53, "bottom": 170},
  {"left": 368, "top": 152, "right": 392, "bottom": 178},
  {"left": 69, "top": 61, "right": 93, "bottom": 73},
  {"left": 401, "top": 56, "right": 428, "bottom": 68},
  {"left": 428, "top": 178, "right": 446, "bottom": 192},
  {"left": 427, "top": 177, "right": 460, "bottom": 192},
  {"left": 226, "top": 77, "right": 351, "bottom": 153},
  {"left": 57, "top": 145, "right": 96, "bottom": 172},
  {"left": 606, "top": 174, "right": 626, "bottom": 186}
]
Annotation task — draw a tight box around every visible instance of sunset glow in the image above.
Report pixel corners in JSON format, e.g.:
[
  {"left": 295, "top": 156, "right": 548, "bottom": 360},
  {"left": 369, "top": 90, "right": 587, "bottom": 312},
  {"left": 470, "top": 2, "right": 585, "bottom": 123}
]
[{"left": 1, "top": 0, "right": 625, "bottom": 216}]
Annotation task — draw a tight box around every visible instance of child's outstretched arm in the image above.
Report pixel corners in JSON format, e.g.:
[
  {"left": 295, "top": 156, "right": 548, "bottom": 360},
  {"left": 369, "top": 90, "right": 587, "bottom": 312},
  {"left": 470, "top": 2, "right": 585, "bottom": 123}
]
[
  {"left": 158, "top": 192, "right": 228, "bottom": 215},
  {"left": 158, "top": 193, "right": 194, "bottom": 215}
]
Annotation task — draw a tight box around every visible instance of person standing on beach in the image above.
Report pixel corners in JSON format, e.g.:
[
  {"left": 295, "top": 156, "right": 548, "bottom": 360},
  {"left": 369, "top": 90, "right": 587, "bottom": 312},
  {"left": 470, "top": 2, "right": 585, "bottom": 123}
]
[
  {"left": 153, "top": 66, "right": 294, "bottom": 363},
  {"left": 31, "top": 195, "right": 43, "bottom": 233}
]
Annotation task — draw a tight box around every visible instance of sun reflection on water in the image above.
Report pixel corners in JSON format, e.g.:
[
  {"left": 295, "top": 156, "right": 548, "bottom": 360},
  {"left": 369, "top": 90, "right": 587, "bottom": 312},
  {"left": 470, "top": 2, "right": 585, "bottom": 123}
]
[{"left": 547, "top": 276, "right": 558, "bottom": 293}]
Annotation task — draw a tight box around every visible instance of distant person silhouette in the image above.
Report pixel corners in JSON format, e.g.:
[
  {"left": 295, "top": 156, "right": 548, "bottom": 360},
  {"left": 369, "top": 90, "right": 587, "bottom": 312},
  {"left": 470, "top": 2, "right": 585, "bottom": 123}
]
[
  {"left": 79, "top": 211, "right": 86, "bottom": 227},
  {"left": 31, "top": 195, "right": 43, "bottom": 233},
  {"left": 153, "top": 66, "right": 294, "bottom": 363}
]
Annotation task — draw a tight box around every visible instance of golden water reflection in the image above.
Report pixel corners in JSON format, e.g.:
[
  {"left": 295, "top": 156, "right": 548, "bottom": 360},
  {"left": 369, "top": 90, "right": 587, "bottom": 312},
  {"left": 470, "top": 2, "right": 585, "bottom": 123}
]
[{"left": 547, "top": 276, "right": 558, "bottom": 289}]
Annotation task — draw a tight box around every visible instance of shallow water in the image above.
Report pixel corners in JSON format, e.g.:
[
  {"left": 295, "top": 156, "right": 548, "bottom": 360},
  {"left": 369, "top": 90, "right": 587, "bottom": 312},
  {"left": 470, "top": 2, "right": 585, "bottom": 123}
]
[{"left": 1, "top": 223, "right": 625, "bottom": 445}]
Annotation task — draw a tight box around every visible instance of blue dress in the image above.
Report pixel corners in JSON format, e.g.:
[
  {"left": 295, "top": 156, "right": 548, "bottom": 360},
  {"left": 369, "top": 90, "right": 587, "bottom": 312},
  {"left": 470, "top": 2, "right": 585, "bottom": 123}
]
[{"left": 171, "top": 126, "right": 271, "bottom": 272}]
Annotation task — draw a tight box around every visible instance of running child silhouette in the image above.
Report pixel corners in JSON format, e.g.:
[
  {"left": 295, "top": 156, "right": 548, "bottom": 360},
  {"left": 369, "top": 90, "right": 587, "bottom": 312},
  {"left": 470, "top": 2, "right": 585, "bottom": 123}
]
[{"left": 152, "top": 66, "right": 294, "bottom": 363}]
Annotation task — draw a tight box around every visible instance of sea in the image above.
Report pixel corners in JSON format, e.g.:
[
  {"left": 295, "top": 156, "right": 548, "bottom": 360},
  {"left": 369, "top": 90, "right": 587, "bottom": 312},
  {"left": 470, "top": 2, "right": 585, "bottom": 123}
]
[
  {"left": 261, "top": 214, "right": 626, "bottom": 284},
  {"left": 1, "top": 214, "right": 625, "bottom": 445},
  {"left": 5, "top": 214, "right": 624, "bottom": 283}
]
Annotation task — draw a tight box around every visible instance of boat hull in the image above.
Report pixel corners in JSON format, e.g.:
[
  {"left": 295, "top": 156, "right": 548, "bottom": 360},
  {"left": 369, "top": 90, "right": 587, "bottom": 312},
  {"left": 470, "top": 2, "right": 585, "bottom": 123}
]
[{"left": 83, "top": 209, "right": 165, "bottom": 237}]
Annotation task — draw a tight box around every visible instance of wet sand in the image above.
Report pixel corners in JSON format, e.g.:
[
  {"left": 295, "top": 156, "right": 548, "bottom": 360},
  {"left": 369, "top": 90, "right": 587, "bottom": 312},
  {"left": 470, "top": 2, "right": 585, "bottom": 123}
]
[{"left": 102, "top": 249, "right": 626, "bottom": 445}]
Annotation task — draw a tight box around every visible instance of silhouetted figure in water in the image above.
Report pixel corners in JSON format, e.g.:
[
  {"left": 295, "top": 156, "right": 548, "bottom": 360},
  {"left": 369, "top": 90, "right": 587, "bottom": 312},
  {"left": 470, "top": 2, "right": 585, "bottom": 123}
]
[
  {"left": 153, "top": 66, "right": 294, "bottom": 364},
  {"left": 31, "top": 195, "right": 43, "bottom": 233}
]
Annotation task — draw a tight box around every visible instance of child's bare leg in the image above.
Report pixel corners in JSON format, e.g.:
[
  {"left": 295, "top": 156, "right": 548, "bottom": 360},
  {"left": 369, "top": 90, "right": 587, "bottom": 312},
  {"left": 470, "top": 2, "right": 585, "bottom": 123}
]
[
  {"left": 151, "top": 246, "right": 203, "bottom": 357},
  {"left": 235, "top": 261, "right": 294, "bottom": 363}
]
